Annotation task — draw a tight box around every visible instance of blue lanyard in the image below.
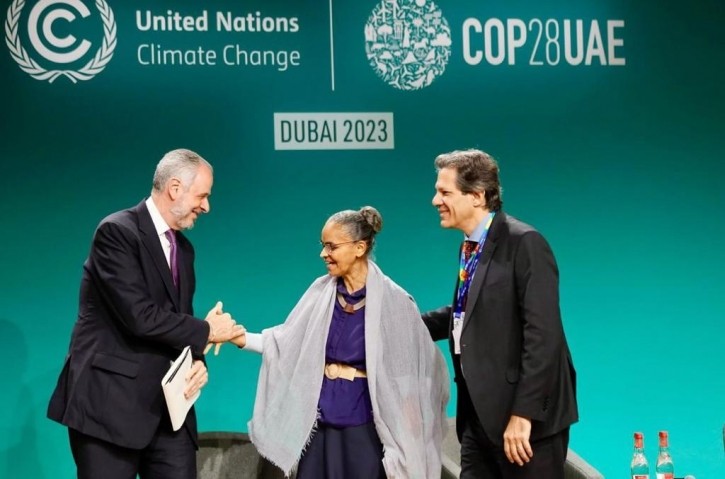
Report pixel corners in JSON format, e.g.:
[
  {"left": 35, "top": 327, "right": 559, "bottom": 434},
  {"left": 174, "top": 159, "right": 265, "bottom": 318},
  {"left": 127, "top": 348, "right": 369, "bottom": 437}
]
[{"left": 454, "top": 212, "right": 495, "bottom": 316}]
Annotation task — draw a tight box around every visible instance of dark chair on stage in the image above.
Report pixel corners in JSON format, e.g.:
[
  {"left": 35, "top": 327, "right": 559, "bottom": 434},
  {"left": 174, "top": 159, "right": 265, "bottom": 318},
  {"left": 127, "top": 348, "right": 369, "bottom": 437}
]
[{"left": 197, "top": 432, "right": 284, "bottom": 479}]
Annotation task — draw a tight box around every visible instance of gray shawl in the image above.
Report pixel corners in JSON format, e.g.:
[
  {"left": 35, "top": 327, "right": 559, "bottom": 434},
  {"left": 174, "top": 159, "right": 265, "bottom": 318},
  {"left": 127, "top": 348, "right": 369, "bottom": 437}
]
[{"left": 248, "top": 261, "right": 449, "bottom": 478}]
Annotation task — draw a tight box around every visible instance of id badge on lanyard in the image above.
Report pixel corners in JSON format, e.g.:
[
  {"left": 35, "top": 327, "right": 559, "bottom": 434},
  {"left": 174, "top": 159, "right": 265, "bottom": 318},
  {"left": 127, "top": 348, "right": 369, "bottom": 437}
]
[
  {"left": 453, "top": 312, "right": 464, "bottom": 354},
  {"left": 452, "top": 212, "right": 495, "bottom": 355}
]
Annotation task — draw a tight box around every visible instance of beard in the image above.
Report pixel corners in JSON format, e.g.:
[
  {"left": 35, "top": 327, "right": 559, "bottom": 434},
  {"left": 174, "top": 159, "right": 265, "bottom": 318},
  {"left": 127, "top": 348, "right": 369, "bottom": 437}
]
[{"left": 170, "top": 201, "right": 196, "bottom": 231}]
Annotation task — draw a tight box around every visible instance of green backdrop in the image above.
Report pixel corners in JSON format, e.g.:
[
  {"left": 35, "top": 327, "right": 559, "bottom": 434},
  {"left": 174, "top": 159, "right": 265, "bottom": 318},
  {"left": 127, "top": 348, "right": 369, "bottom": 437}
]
[{"left": 1, "top": 0, "right": 723, "bottom": 477}]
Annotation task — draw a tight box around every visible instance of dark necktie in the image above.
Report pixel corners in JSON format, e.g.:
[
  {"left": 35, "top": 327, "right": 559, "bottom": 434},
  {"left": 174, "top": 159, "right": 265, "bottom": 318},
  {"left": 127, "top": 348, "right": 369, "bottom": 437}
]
[
  {"left": 462, "top": 240, "right": 477, "bottom": 262},
  {"left": 164, "top": 229, "right": 179, "bottom": 287}
]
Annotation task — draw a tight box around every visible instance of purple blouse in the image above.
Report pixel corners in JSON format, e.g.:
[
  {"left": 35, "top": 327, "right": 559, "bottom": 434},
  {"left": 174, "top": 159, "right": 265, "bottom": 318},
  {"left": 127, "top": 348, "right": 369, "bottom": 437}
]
[{"left": 317, "top": 279, "right": 373, "bottom": 427}]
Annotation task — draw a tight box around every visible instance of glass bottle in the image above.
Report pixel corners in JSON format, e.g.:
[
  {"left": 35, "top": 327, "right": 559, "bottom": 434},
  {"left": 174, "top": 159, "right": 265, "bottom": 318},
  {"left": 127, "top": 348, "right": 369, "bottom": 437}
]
[
  {"left": 631, "top": 431, "right": 650, "bottom": 479},
  {"left": 655, "top": 431, "right": 674, "bottom": 479}
]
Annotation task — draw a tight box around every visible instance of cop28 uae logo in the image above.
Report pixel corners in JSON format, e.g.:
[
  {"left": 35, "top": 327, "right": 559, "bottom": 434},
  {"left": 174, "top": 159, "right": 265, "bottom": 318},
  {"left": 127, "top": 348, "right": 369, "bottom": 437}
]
[
  {"left": 5, "top": 0, "right": 116, "bottom": 83},
  {"left": 364, "top": 0, "right": 451, "bottom": 91}
]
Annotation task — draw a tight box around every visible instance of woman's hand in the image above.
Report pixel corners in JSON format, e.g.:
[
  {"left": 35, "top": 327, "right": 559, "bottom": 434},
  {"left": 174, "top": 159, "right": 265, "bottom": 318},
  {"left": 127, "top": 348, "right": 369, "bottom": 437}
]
[
  {"left": 230, "top": 332, "right": 247, "bottom": 348},
  {"left": 203, "top": 332, "right": 247, "bottom": 355}
]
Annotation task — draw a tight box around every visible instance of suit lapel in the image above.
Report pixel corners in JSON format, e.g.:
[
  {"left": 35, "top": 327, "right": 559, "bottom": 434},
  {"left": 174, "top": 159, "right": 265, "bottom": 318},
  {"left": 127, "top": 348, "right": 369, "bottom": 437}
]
[
  {"left": 462, "top": 212, "right": 504, "bottom": 331},
  {"left": 136, "top": 201, "right": 181, "bottom": 309},
  {"left": 176, "top": 233, "right": 193, "bottom": 314}
]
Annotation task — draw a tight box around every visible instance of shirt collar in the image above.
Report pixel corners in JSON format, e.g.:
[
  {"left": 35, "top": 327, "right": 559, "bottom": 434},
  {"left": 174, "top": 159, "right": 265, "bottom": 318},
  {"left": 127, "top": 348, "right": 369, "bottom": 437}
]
[
  {"left": 465, "top": 217, "right": 488, "bottom": 242},
  {"left": 145, "top": 197, "right": 172, "bottom": 237}
]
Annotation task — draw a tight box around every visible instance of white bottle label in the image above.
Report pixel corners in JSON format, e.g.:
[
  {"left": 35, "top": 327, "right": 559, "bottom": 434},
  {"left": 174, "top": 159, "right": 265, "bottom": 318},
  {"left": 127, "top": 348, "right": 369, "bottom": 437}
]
[
  {"left": 632, "top": 476, "right": 648, "bottom": 479},
  {"left": 656, "top": 474, "right": 674, "bottom": 479}
]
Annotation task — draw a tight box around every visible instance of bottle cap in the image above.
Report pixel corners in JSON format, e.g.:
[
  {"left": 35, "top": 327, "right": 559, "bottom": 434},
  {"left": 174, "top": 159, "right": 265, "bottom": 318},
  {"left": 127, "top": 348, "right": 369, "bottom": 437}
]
[
  {"left": 659, "top": 430, "right": 669, "bottom": 447},
  {"left": 633, "top": 431, "right": 644, "bottom": 447}
]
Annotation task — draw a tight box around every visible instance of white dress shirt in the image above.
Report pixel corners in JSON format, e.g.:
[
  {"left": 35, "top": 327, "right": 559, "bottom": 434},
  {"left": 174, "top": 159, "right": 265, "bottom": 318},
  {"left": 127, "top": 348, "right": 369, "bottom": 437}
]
[{"left": 145, "top": 197, "right": 174, "bottom": 268}]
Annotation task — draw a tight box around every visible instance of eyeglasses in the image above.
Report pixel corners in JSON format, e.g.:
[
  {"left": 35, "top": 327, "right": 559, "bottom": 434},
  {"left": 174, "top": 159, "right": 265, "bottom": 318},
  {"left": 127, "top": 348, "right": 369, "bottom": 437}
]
[{"left": 320, "top": 240, "right": 358, "bottom": 254}]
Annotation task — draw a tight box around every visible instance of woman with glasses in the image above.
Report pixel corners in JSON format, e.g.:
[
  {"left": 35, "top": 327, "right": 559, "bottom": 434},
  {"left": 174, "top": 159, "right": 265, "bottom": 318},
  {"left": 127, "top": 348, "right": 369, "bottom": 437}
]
[{"left": 231, "top": 206, "right": 449, "bottom": 479}]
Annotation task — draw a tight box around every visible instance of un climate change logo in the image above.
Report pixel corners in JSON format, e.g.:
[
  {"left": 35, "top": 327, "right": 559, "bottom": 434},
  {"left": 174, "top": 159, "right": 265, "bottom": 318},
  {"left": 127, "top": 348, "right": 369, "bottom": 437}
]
[
  {"left": 365, "top": 0, "right": 451, "bottom": 91},
  {"left": 5, "top": 0, "right": 116, "bottom": 83}
]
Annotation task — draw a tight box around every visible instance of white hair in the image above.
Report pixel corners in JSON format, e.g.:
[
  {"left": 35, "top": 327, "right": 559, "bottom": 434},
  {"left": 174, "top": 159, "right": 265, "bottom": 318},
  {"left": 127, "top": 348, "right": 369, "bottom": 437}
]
[{"left": 151, "top": 148, "right": 212, "bottom": 192}]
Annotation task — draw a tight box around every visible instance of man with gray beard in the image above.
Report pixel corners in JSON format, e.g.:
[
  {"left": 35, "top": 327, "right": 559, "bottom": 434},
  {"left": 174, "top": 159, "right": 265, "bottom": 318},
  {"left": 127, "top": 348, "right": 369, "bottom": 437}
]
[{"left": 47, "top": 148, "right": 244, "bottom": 479}]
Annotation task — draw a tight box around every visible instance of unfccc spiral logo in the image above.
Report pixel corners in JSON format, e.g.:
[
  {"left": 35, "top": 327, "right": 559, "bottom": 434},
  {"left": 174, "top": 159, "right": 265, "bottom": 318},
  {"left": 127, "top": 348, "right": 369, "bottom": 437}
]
[
  {"left": 4, "top": 0, "right": 116, "bottom": 83},
  {"left": 365, "top": 0, "right": 451, "bottom": 91}
]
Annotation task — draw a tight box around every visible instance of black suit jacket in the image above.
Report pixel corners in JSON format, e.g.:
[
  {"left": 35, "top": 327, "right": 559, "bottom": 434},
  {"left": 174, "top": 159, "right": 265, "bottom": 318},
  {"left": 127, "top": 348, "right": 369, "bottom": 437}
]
[
  {"left": 423, "top": 212, "right": 578, "bottom": 446},
  {"left": 48, "top": 201, "right": 210, "bottom": 449}
]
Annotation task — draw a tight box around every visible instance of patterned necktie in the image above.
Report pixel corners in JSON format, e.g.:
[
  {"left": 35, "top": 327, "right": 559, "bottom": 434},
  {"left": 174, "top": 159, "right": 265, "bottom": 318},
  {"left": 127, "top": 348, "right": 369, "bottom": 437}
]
[
  {"left": 164, "top": 229, "right": 179, "bottom": 287},
  {"left": 462, "top": 240, "right": 477, "bottom": 262}
]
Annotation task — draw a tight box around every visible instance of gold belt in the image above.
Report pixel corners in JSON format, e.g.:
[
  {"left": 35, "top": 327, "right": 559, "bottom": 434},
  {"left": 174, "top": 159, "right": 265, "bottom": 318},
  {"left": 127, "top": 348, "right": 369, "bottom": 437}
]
[{"left": 324, "top": 363, "right": 367, "bottom": 381}]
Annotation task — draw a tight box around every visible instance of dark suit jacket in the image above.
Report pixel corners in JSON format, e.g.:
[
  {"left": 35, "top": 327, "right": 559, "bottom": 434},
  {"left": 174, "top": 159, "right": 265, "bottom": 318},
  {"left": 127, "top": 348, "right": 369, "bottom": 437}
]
[
  {"left": 423, "top": 212, "right": 578, "bottom": 446},
  {"left": 48, "top": 201, "right": 210, "bottom": 449}
]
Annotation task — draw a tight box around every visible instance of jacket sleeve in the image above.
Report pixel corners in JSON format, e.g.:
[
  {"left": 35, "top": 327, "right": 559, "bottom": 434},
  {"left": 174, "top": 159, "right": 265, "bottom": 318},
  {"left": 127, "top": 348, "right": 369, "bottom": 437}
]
[
  {"left": 89, "top": 220, "right": 210, "bottom": 354},
  {"left": 421, "top": 305, "right": 452, "bottom": 342},
  {"left": 510, "top": 231, "right": 564, "bottom": 421}
]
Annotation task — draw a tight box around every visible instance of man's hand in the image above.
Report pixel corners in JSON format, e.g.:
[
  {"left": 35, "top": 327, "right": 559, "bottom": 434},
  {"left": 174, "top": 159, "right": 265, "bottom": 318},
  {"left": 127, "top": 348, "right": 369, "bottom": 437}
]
[
  {"left": 204, "top": 301, "right": 244, "bottom": 355},
  {"left": 183, "top": 360, "right": 208, "bottom": 399},
  {"left": 205, "top": 301, "right": 244, "bottom": 342},
  {"left": 503, "top": 414, "right": 533, "bottom": 466}
]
